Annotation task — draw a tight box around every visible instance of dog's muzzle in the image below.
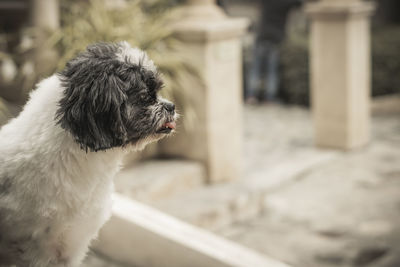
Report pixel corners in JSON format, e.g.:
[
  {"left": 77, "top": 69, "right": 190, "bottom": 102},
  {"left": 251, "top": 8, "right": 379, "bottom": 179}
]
[{"left": 157, "top": 100, "right": 177, "bottom": 134}]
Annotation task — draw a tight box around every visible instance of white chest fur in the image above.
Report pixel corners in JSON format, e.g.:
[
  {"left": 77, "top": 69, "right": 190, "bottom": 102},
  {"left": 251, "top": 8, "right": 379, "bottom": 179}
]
[{"left": 0, "top": 76, "right": 125, "bottom": 266}]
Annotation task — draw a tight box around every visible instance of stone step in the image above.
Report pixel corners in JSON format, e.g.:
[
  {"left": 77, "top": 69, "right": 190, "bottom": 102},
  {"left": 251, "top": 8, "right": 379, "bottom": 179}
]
[
  {"left": 114, "top": 159, "right": 206, "bottom": 203},
  {"left": 151, "top": 150, "right": 338, "bottom": 231}
]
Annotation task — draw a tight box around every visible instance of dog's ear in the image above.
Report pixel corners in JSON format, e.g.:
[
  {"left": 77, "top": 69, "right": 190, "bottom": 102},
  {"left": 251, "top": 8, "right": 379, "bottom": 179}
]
[{"left": 56, "top": 46, "right": 129, "bottom": 152}]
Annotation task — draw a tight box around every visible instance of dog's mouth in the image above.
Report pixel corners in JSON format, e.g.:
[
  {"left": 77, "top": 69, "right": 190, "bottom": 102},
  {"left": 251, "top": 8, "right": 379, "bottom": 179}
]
[{"left": 157, "top": 121, "right": 176, "bottom": 134}]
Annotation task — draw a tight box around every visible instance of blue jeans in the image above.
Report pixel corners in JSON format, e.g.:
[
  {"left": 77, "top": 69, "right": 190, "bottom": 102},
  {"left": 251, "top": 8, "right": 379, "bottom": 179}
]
[{"left": 247, "top": 40, "right": 279, "bottom": 101}]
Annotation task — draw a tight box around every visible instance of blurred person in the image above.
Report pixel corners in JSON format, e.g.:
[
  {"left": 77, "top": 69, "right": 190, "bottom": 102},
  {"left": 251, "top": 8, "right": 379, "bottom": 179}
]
[{"left": 246, "top": 0, "right": 302, "bottom": 103}]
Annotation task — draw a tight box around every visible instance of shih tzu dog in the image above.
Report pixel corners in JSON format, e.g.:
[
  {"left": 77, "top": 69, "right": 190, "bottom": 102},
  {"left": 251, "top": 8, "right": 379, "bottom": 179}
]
[{"left": 0, "top": 42, "right": 177, "bottom": 267}]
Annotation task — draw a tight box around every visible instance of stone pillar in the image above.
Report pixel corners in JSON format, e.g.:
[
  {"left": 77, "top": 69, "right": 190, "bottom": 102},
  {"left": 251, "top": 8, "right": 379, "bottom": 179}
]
[
  {"left": 306, "top": 0, "right": 375, "bottom": 149},
  {"left": 31, "top": 0, "right": 60, "bottom": 77},
  {"left": 159, "top": 0, "right": 249, "bottom": 183}
]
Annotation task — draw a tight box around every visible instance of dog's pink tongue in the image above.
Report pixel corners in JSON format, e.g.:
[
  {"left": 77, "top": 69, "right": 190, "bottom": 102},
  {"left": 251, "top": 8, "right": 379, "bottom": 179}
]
[{"left": 165, "top": 121, "right": 176, "bottom": 129}]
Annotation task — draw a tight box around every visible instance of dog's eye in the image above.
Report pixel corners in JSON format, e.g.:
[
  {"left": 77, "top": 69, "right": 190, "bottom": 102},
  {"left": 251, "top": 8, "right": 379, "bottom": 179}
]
[
  {"left": 141, "top": 93, "right": 158, "bottom": 104},
  {"left": 147, "top": 78, "right": 157, "bottom": 90},
  {"left": 147, "top": 76, "right": 163, "bottom": 92},
  {"left": 138, "top": 93, "right": 148, "bottom": 101}
]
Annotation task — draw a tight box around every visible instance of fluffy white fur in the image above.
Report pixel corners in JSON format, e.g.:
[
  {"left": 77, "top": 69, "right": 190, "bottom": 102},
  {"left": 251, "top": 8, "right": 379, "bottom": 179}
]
[
  {"left": 116, "top": 41, "right": 157, "bottom": 72},
  {"left": 0, "top": 76, "right": 128, "bottom": 266}
]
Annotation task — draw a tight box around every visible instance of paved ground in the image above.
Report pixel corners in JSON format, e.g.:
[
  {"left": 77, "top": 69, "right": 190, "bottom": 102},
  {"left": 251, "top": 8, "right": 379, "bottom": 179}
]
[
  {"left": 83, "top": 251, "right": 130, "bottom": 267},
  {"left": 216, "top": 100, "right": 400, "bottom": 267},
  {"left": 86, "top": 96, "right": 400, "bottom": 267}
]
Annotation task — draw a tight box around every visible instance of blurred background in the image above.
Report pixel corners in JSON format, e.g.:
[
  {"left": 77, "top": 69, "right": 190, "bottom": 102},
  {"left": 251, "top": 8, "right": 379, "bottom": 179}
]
[{"left": 0, "top": 0, "right": 400, "bottom": 266}]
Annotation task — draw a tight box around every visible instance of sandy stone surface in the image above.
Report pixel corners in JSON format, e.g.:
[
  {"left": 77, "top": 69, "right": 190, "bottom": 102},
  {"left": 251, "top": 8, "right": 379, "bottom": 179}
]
[
  {"left": 82, "top": 251, "right": 133, "bottom": 267},
  {"left": 217, "top": 102, "right": 400, "bottom": 267}
]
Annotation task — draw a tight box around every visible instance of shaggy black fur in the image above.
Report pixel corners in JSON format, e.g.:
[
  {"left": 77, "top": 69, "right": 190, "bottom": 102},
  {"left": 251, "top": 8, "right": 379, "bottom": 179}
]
[{"left": 56, "top": 42, "right": 173, "bottom": 152}]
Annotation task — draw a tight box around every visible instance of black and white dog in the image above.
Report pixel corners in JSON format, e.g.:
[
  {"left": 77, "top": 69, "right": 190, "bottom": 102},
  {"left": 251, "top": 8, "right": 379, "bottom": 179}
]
[{"left": 0, "top": 42, "right": 177, "bottom": 267}]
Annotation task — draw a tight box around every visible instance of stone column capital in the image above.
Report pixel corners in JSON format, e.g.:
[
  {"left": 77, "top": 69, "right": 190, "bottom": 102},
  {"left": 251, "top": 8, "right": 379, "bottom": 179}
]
[
  {"left": 172, "top": 0, "right": 249, "bottom": 43},
  {"left": 178, "top": 0, "right": 225, "bottom": 22},
  {"left": 305, "top": 1, "right": 375, "bottom": 20}
]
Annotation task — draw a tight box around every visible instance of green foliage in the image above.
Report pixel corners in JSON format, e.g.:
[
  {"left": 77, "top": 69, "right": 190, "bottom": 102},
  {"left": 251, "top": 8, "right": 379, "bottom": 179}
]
[
  {"left": 279, "top": 34, "right": 310, "bottom": 106},
  {"left": 1, "top": 0, "right": 198, "bottom": 126},
  {"left": 372, "top": 25, "right": 400, "bottom": 96},
  {"left": 0, "top": 96, "right": 19, "bottom": 125},
  {"left": 0, "top": 29, "right": 37, "bottom": 104},
  {"left": 53, "top": 0, "right": 175, "bottom": 67},
  {"left": 0, "top": 97, "right": 11, "bottom": 124}
]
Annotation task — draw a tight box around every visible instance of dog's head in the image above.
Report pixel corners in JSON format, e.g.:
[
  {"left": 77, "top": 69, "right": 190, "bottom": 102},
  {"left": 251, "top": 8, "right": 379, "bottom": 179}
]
[{"left": 56, "top": 42, "right": 177, "bottom": 152}]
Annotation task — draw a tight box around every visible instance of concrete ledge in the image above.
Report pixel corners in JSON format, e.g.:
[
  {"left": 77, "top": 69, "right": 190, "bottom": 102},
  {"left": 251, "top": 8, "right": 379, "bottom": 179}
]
[{"left": 94, "top": 194, "right": 291, "bottom": 267}]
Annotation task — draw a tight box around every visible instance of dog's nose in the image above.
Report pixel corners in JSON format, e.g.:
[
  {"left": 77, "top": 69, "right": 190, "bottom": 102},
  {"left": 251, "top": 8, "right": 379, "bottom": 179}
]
[{"left": 164, "top": 102, "right": 175, "bottom": 113}]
